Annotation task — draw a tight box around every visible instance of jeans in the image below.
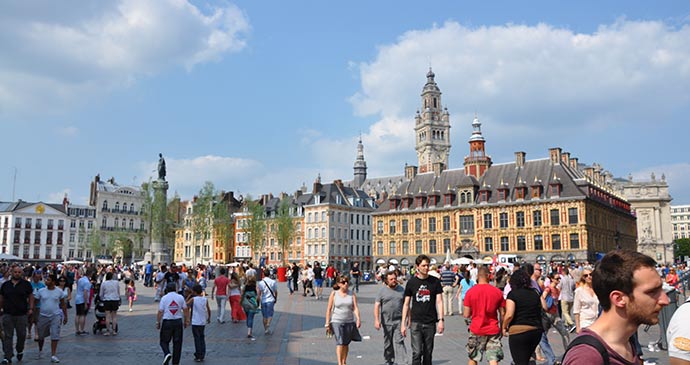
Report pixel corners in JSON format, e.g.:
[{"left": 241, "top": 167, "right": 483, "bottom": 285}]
[
  {"left": 353, "top": 276, "right": 360, "bottom": 292},
  {"left": 546, "top": 312, "right": 570, "bottom": 350},
  {"left": 246, "top": 311, "right": 256, "bottom": 330},
  {"left": 287, "top": 279, "right": 293, "bottom": 293},
  {"left": 215, "top": 295, "right": 228, "bottom": 322},
  {"left": 538, "top": 331, "right": 555, "bottom": 365},
  {"left": 144, "top": 273, "right": 152, "bottom": 287},
  {"left": 409, "top": 321, "right": 436, "bottom": 365},
  {"left": 441, "top": 286, "right": 454, "bottom": 316},
  {"left": 383, "top": 321, "right": 408, "bottom": 365},
  {"left": 192, "top": 325, "right": 206, "bottom": 360},
  {"left": 2, "top": 314, "right": 28, "bottom": 360},
  {"left": 160, "top": 319, "right": 183, "bottom": 365}
]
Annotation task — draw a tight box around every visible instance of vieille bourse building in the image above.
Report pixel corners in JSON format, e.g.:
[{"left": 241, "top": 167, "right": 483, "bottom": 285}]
[{"left": 366, "top": 69, "right": 636, "bottom": 267}]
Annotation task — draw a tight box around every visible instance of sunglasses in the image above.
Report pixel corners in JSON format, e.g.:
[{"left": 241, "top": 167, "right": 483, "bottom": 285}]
[
  {"left": 339, "top": 280, "right": 349, "bottom": 284},
  {"left": 582, "top": 274, "right": 591, "bottom": 278}
]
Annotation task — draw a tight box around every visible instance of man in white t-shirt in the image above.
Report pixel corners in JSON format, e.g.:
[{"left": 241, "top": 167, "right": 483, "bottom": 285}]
[
  {"left": 668, "top": 296, "right": 690, "bottom": 365},
  {"left": 156, "top": 283, "right": 189, "bottom": 365},
  {"left": 245, "top": 263, "right": 257, "bottom": 279},
  {"left": 257, "top": 269, "right": 278, "bottom": 336},
  {"left": 33, "top": 274, "right": 67, "bottom": 363},
  {"left": 154, "top": 266, "right": 167, "bottom": 302}
]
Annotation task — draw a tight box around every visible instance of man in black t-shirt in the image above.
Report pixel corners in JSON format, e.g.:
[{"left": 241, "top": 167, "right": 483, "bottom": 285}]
[
  {"left": 350, "top": 262, "right": 361, "bottom": 293},
  {"left": 164, "top": 265, "right": 181, "bottom": 293},
  {"left": 402, "top": 255, "right": 444, "bottom": 365},
  {"left": 0, "top": 265, "right": 35, "bottom": 363}
]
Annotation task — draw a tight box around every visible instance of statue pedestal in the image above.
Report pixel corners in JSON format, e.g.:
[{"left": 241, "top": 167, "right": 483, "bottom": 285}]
[{"left": 149, "top": 179, "right": 170, "bottom": 264}]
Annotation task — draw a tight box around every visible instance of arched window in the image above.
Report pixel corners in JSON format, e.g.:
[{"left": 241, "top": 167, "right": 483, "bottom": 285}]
[
  {"left": 321, "top": 228, "right": 326, "bottom": 238},
  {"left": 308, "top": 228, "right": 312, "bottom": 239},
  {"left": 114, "top": 202, "right": 120, "bottom": 212},
  {"left": 130, "top": 204, "right": 135, "bottom": 212},
  {"left": 433, "top": 98, "right": 437, "bottom": 108},
  {"left": 102, "top": 201, "right": 108, "bottom": 210},
  {"left": 114, "top": 218, "right": 119, "bottom": 227},
  {"left": 122, "top": 203, "right": 127, "bottom": 212},
  {"left": 129, "top": 219, "right": 134, "bottom": 229}
]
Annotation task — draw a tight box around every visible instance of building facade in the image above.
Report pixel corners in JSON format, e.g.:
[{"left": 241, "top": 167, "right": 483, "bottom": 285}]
[
  {"left": 89, "top": 174, "right": 149, "bottom": 261},
  {"left": 0, "top": 200, "right": 69, "bottom": 261},
  {"left": 371, "top": 71, "right": 637, "bottom": 267},
  {"left": 613, "top": 174, "right": 674, "bottom": 263},
  {"left": 671, "top": 204, "right": 690, "bottom": 241}
]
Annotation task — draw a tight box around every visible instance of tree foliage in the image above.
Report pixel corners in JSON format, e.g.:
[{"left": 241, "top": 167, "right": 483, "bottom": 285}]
[
  {"left": 244, "top": 195, "right": 266, "bottom": 261},
  {"left": 275, "top": 197, "right": 295, "bottom": 265},
  {"left": 675, "top": 238, "right": 690, "bottom": 259}
]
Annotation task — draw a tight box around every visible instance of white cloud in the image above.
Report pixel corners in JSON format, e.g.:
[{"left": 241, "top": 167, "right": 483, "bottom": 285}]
[
  {"left": 138, "top": 155, "right": 262, "bottom": 197},
  {"left": 56, "top": 126, "right": 79, "bottom": 137},
  {"left": 346, "top": 19, "right": 690, "bottom": 147},
  {"left": 47, "top": 189, "right": 71, "bottom": 204},
  {"left": 0, "top": 0, "right": 250, "bottom": 116},
  {"left": 302, "top": 19, "right": 690, "bottom": 193}
]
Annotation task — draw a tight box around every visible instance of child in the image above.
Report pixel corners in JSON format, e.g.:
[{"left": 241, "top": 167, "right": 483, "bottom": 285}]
[
  {"left": 187, "top": 284, "right": 211, "bottom": 362},
  {"left": 126, "top": 280, "right": 136, "bottom": 312}
]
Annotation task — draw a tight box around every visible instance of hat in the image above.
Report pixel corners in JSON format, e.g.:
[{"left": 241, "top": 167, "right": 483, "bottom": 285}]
[{"left": 33, "top": 269, "right": 42, "bottom": 275}]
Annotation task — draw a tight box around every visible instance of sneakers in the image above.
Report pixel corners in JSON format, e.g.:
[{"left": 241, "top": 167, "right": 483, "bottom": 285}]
[
  {"left": 569, "top": 325, "right": 576, "bottom": 333},
  {"left": 162, "top": 353, "right": 172, "bottom": 365},
  {"left": 50, "top": 356, "right": 60, "bottom": 363},
  {"left": 1, "top": 358, "right": 11, "bottom": 364},
  {"left": 16, "top": 353, "right": 22, "bottom": 361},
  {"left": 643, "top": 361, "right": 657, "bottom": 365}
]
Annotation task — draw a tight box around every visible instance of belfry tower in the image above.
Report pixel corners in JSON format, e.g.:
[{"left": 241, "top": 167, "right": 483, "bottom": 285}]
[
  {"left": 353, "top": 136, "right": 367, "bottom": 188},
  {"left": 415, "top": 68, "right": 451, "bottom": 173},
  {"left": 463, "top": 114, "right": 492, "bottom": 178}
]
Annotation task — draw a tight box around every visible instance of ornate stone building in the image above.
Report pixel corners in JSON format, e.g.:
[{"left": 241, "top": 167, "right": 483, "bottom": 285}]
[
  {"left": 371, "top": 70, "right": 637, "bottom": 267},
  {"left": 612, "top": 174, "right": 673, "bottom": 263}
]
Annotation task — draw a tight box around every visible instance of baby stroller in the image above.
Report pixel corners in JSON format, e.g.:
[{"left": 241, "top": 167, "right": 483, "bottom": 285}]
[{"left": 92, "top": 286, "right": 118, "bottom": 334}]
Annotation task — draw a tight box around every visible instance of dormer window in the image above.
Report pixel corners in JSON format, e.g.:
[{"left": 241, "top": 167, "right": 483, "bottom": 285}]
[
  {"left": 498, "top": 188, "right": 509, "bottom": 201},
  {"left": 515, "top": 188, "right": 525, "bottom": 200},
  {"left": 531, "top": 186, "right": 542, "bottom": 199},
  {"left": 444, "top": 194, "right": 453, "bottom": 206},
  {"left": 550, "top": 182, "right": 562, "bottom": 197}
]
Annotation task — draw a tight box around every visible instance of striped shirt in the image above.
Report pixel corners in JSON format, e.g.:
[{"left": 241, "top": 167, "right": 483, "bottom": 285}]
[{"left": 440, "top": 268, "right": 456, "bottom": 286}]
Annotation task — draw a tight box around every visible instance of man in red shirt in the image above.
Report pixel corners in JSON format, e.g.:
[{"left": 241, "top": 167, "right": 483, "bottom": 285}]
[
  {"left": 325, "top": 264, "right": 336, "bottom": 288},
  {"left": 463, "top": 266, "right": 505, "bottom": 365},
  {"left": 211, "top": 268, "right": 230, "bottom": 323}
]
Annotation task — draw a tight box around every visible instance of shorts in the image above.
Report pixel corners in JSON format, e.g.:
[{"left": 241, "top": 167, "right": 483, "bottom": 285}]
[
  {"left": 103, "top": 300, "right": 120, "bottom": 312},
  {"left": 30, "top": 309, "right": 40, "bottom": 324},
  {"left": 75, "top": 303, "right": 88, "bottom": 316},
  {"left": 37, "top": 315, "right": 62, "bottom": 341},
  {"left": 466, "top": 333, "right": 504, "bottom": 362},
  {"left": 314, "top": 278, "right": 324, "bottom": 287},
  {"left": 261, "top": 301, "right": 275, "bottom": 318}
]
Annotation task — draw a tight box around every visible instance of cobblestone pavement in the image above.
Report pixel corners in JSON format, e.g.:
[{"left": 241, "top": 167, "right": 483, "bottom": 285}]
[{"left": 3, "top": 280, "right": 671, "bottom": 364}]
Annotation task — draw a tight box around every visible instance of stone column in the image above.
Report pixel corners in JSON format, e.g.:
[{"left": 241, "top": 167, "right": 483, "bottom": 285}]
[{"left": 146, "top": 179, "right": 170, "bottom": 265}]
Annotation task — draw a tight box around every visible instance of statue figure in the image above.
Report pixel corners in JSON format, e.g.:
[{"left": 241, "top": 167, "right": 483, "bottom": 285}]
[{"left": 158, "top": 153, "right": 166, "bottom": 180}]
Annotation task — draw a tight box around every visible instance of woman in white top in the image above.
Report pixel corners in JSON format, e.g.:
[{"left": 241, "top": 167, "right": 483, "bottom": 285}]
[
  {"left": 573, "top": 269, "right": 599, "bottom": 333},
  {"left": 186, "top": 284, "right": 211, "bottom": 362},
  {"left": 99, "top": 272, "right": 121, "bottom": 336}
]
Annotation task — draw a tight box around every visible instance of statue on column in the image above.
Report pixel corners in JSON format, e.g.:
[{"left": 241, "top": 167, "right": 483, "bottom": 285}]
[{"left": 158, "top": 153, "right": 166, "bottom": 180}]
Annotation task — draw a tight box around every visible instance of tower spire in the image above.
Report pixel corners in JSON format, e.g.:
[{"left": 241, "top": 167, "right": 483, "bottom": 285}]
[
  {"left": 353, "top": 137, "right": 367, "bottom": 188},
  {"left": 415, "top": 69, "right": 451, "bottom": 173},
  {"left": 464, "top": 113, "right": 491, "bottom": 178}
]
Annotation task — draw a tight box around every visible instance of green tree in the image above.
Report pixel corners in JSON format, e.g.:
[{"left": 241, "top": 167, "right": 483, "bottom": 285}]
[
  {"left": 191, "top": 182, "right": 216, "bottom": 264},
  {"left": 275, "top": 197, "right": 295, "bottom": 265},
  {"left": 245, "top": 196, "right": 266, "bottom": 263},
  {"left": 213, "top": 195, "right": 234, "bottom": 264},
  {"left": 675, "top": 238, "right": 690, "bottom": 260}
]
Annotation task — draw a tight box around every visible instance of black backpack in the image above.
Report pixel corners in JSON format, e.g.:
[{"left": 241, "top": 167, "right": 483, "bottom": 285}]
[{"left": 562, "top": 334, "right": 637, "bottom": 365}]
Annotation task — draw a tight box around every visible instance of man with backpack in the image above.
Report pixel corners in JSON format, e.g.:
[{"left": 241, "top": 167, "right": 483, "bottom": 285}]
[{"left": 563, "top": 250, "right": 670, "bottom": 365}]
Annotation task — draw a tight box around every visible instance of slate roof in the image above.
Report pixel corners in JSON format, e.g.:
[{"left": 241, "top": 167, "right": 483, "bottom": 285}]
[
  {"left": 0, "top": 201, "right": 66, "bottom": 213},
  {"left": 374, "top": 157, "right": 610, "bottom": 214},
  {"left": 344, "top": 174, "right": 406, "bottom": 198}
]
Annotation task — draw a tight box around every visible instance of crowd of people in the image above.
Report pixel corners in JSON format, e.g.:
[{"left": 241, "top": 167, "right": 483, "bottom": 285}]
[{"left": 0, "top": 255, "right": 686, "bottom": 365}]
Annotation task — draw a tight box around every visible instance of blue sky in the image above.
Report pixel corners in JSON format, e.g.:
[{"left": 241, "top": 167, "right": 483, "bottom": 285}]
[{"left": 2, "top": 1, "right": 690, "bottom": 205}]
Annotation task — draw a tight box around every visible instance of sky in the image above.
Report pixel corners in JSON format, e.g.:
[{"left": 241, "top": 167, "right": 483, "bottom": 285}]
[{"left": 2, "top": 1, "right": 690, "bottom": 206}]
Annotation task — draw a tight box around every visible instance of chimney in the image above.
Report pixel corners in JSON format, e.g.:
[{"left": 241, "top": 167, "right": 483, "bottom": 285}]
[
  {"left": 261, "top": 194, "right": 269, "bottom": 205},
  {"left": 334, "top": 179, "right": 344, "bottom": 189},
  {"left": 279, "top": 192, "right": 288, "bottom": 200},
  {"left": 593, "top": 169, "right": 601, "bottom": 184},
  {"left": 561, "top": 152, "right": 570, "bottom": 165},
  {"left": 569, "top": 157, "right": 579, "bottom": 170},
  {"left": 515, "top": 151, "right": 526, "bottom": 168},
  {"left": 549, "top": 147, "right": 562, "bottom": 165},
  {"left": 432, "top": 162, "right": 445, "bottom": 176},
  {"left": 313, "top": 181, "right": 322, "bottom": 194},
  {"left": 405, "top": 165, "right": 418, "bottom": 180},
  {"left": 294, "top": 189, "right": 302, "bottom": 198},
  {"left": 584, "top": 167, "right": 595, "bottom": 180}
]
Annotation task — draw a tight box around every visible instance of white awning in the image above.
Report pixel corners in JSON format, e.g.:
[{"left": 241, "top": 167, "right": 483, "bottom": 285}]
[
  {"left": 376, "top": 258, "right": 386, "bottom": 264},
  {"left": 388, "top": 259, "right": 399, "bottom": 265}
]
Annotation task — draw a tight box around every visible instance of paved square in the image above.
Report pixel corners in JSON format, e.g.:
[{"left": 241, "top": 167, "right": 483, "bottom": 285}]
[{"left": 6, "top": 280, "right": 671, "bottom": 364}]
